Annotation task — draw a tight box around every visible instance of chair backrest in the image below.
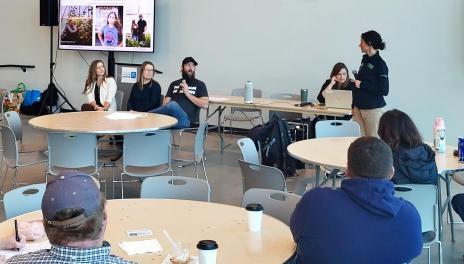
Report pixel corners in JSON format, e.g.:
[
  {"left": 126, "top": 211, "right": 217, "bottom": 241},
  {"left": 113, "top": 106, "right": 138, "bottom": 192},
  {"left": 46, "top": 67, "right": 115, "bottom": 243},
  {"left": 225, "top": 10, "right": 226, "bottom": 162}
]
[
  {"left": 4, "top": 111, "right": 23, "bottom": 142},
  {"left": 269, "top": 93, "right": 302, "bottom": 121},
  {"left": 140, "top": 176, "right": 210, "bottom": 202},
  {"left": 237, "top": 138, "right": 260, "bottom": 164},
  {"left": 231, "top": 88, "right": 262, "bottom": 113},
  {"left": 1, "top": 125, "right": 19, "bottom": 167},
  {"left": 115, "top": 90, "right": 124, "bottom": 111},
  {"left": 238, "top": 159, "right": 287, "bottom": 193},
  {"left": 394, "top": 184, "right": 438, "bottom": 243},
  {"left": 315, "top": 120, "right": 361, "bottom": 138},
  {"left": 47, "top": 133, "right": 98, "bottom": 174},
  {"left": 124, "top": 130, "right": 171, "bottom": 168},
  {"left": 241, "top": 188, "right": 301, "bottom": 225},
  {"left": 4, "top": 183, "right": 46, "bottom": 219},
  {"left": 194, "top": 122, "right": 208, "bottom": 159}
]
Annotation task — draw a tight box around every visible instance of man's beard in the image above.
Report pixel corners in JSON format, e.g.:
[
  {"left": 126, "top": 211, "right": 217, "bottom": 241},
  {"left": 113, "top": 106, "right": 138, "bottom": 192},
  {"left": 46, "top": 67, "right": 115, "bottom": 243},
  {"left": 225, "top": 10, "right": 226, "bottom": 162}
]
[{"left": 182, "top": 70, "right": 195, "bottom": 82}]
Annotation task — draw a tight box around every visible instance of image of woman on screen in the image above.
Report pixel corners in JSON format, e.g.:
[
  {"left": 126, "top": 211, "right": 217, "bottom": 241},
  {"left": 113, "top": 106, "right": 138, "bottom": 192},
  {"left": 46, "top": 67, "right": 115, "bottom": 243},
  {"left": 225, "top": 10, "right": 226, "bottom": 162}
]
[
  {"left": 61, "top": 18, "right": 78, "bottom": 44},
  {"left": 131, "top": 20, "right": 138, "bottom": 41},
  {"left": 81, "top": 60, "right": 117, "bottom": 112},
  {"left": 97, "top": 11, "right": 122, "bottom": 47}
]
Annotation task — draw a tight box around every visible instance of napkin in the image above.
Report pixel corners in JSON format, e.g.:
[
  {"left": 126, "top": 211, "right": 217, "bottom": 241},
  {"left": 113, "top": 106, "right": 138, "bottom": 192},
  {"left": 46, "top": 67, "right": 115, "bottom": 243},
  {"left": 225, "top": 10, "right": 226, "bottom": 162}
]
[{"left": 119, "top": 239, "right": 163, "bottom": 255}]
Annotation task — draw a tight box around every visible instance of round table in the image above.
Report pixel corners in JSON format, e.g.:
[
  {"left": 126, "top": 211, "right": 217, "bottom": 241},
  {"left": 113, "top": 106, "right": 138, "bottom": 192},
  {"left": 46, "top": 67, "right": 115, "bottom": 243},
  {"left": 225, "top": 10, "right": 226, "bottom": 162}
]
[
  {"left": 28, "top": 111, "right": 178, "bottom": 134},
  {"left": 0, "top": 199, "right": 295, "bottom": 263}
]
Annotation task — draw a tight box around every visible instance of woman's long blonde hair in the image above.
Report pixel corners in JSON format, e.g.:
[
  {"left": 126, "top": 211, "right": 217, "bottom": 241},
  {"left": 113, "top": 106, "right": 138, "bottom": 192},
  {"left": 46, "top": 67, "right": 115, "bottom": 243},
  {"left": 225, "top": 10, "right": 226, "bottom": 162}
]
[{"left": 83, "top": 60, "right": 106, "bottom": 95}]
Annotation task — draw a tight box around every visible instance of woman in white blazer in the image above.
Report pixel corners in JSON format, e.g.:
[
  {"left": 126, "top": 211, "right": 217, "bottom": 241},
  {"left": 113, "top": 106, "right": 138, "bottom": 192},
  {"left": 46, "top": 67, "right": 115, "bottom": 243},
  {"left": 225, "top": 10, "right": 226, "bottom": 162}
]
[{"left": 82, "top": 60, "right": 117, "bottom": 112}]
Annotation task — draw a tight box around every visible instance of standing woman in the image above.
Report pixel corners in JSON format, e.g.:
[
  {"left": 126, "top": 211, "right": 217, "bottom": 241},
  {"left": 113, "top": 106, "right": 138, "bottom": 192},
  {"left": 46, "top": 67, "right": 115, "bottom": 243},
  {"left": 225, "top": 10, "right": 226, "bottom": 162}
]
[
  {"left": 127, "top": 61, "right": 162, "bottom": 112},
  {"left": 82, "top": 60, "right": 117, "bottom": 112},
  {"left": 352, "top": 30, "right": 389, "bottom": 136}
]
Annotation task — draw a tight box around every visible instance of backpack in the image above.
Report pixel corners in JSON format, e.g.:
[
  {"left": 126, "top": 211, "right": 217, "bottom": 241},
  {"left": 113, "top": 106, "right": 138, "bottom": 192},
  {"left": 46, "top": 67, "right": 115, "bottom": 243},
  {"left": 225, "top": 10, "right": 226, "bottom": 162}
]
[{"left": 248, "top": 114, "right": 296, "bottom": 176}]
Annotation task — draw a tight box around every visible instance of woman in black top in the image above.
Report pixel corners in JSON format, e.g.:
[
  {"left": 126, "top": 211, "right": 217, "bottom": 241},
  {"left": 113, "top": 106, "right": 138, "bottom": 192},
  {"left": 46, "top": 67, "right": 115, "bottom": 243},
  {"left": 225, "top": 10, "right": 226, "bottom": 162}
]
[
  {"left": 352, "top": 30, "right": 389, "bottom": 136},
  {"left": 127, "top": 61, "right": 162, "bottom": 112},
  {"left": 317, "top": 62, "right": 355, "bottom": 104},
  {"left": 378, "top": 109, "right": 438, "bottom": 185}
]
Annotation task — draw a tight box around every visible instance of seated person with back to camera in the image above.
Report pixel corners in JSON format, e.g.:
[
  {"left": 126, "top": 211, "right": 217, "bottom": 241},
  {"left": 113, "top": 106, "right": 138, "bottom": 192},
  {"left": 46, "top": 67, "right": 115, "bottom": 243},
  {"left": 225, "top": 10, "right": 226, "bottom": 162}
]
[
  {"left": 290, "top": 137, "right": 423, "bottom": 264},
  {"left": 148, "top": 57, "right": 208, "bottom": 128}
]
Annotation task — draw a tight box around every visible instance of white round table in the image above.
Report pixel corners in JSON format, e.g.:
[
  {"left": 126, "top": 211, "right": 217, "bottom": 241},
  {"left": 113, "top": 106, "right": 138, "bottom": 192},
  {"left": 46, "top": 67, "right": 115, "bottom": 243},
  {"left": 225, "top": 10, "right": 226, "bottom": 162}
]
[
  {"left": 0, "top": 199, "right": 295, "bottom": 263},
  {"left": 29, "top": 111, "right": 178, "bottom": 134}
]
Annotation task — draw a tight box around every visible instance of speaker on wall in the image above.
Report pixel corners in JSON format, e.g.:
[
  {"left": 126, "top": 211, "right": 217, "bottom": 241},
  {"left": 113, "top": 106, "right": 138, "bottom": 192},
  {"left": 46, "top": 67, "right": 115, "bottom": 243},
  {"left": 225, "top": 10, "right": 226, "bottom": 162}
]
[{"left": 40, "top": 0, "right": 58, "bottom": 26}]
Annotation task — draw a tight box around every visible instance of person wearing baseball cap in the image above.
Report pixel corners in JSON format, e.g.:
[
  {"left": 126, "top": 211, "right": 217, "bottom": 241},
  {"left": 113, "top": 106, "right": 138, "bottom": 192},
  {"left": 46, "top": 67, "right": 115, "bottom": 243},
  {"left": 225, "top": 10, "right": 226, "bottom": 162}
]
[
  {"left": 158, "top": 56, "right": 209, "bottom": 126},
  {"left": 7, "top": 171, "right": 134, "bottom": 264}
]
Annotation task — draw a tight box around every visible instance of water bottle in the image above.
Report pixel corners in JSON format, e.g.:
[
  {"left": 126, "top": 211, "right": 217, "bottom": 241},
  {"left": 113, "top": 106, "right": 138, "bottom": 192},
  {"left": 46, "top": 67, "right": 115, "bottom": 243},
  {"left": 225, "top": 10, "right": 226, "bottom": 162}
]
[
  {"left": 433, "top": 117, "right": 446, "bottom": 153},
  {"left": 244, "top": 81, "right": 253, "bottom": 104}
]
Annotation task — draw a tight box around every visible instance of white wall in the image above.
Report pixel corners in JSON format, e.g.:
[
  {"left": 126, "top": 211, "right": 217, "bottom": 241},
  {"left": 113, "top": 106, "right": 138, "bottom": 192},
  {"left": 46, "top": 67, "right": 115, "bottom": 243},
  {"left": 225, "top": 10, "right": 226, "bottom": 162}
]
[{"left": 0, "top": 0, "right": 463, "bottom": 141}]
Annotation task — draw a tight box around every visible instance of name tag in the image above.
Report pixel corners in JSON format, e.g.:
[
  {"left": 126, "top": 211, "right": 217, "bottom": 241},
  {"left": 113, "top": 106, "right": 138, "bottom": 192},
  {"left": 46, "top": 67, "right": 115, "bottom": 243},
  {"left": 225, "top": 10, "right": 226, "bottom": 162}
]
[{"left": 367, "top": 63, "right": 374, "bottom": 70}]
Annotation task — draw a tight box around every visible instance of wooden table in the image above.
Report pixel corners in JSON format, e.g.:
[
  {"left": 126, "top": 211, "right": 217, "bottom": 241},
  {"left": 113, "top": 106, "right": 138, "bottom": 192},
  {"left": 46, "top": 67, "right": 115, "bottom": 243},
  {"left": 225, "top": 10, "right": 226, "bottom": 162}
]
[
  {"left": 29, "top": 111, "right": 178, "bottom": 134},
  {"left": 0, "top": 199, "right": 295, "bottom": 263},
  {"left": 208, "top": 95, "right": 352, "bottom": 151},
  {"left": 287, "top": 136, "right": 464, "bottom": 240}
]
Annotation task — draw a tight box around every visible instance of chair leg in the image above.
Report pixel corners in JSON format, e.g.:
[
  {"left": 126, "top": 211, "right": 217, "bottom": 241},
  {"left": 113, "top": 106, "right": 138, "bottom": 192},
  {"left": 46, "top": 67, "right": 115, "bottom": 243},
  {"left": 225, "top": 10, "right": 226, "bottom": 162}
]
[
  {"left": 437, "top": 241, "right": 442, "bottom": 264},
  {"left": 194, "top": 161, "right": 199, "bottom": 179},
  {"left": 201, "top": 158, "right": 208, "bottom": 182},
  {"left": 12, "top": 168, "right": 18, "bottom": 188},
  {"left": 120, "top": 173, "right": 125, "bottom": 199}
]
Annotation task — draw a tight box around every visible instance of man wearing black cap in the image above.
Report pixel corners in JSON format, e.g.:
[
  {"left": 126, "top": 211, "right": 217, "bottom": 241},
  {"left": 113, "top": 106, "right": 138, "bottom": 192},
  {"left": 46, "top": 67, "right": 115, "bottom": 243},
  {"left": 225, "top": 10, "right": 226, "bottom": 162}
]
[
  {"left": 163, "top": 57, "right": 209, "bottom": 125},
  {"left": 7, "top": 171, "right": 134, "bottom": 264}
]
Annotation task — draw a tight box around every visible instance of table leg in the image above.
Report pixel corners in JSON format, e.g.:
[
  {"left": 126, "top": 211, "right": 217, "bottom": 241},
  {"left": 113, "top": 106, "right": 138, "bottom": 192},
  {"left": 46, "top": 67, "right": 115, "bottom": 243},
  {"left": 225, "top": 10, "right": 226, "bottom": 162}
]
[
  {"left": 216, "top": 106, "right": 227, "bottom": 152},
  {"left": 445, "top": 172, "right": 455, "bottom": 242},
  {"left": 437, "top": 173, "right": 443, "bottom": 241},
  {"left": 315, "top": 165, "right": 321, "bottom": 187}
]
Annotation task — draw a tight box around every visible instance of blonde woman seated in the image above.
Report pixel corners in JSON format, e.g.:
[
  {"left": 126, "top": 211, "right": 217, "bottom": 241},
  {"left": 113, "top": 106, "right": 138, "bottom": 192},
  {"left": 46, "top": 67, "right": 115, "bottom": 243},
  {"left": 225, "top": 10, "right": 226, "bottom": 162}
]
[{"left": 81, "top": 60, "right": 117, "bottom": 112}]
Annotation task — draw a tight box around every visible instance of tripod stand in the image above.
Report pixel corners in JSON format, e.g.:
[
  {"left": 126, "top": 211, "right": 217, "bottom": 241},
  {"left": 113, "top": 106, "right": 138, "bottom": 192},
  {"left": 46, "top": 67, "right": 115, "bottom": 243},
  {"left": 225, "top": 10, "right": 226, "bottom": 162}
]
[{"left": 39, "top": 25, "right": 77, "bottom": 115}]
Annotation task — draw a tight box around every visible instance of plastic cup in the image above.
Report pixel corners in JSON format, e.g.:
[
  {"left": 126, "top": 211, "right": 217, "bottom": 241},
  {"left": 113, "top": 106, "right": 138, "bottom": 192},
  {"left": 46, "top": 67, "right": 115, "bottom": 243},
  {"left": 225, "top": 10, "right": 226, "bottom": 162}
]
[
  {"left": 197, "top": 240, "right": 218, "bottom": 264},
  {"left": 246, "top": 203, "right": 263, "bottom": 232}
]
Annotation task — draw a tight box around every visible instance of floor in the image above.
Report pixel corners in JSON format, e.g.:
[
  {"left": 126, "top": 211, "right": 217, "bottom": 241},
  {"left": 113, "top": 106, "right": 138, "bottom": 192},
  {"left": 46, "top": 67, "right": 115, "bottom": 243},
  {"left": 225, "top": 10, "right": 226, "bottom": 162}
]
[{"left": 1, "top": 114, "right": 464, "bottom": 263}]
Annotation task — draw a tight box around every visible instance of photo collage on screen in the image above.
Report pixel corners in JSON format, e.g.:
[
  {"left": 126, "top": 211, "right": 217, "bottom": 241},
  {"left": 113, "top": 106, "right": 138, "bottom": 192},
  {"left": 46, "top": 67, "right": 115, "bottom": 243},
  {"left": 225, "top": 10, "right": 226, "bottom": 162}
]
[{"left": 59, "top": 0, "right": 154, "bottom": 52}]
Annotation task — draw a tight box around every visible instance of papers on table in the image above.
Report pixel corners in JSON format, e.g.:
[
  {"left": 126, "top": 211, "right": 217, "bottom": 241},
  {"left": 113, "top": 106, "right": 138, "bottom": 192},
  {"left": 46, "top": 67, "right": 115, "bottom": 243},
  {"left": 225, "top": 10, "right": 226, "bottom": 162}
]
[
  {"left": 0, "top": 240, "right": 51, "bottom": 259},
  {"left": 105, "top": 112, "right": 147, "bottom": 120},
  {"left": 209, "top": 97, "right": 229, "bottom": 102},
  {"left": 119, "top": 239, "right": 163, "bottom": 255}
]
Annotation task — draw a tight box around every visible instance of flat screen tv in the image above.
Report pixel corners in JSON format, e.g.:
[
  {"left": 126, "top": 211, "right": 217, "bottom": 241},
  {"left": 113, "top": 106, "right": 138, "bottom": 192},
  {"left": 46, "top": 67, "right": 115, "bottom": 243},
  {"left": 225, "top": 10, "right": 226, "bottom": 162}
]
[{"left": 59, "top": 0, "right": 155, "bottom": 52}]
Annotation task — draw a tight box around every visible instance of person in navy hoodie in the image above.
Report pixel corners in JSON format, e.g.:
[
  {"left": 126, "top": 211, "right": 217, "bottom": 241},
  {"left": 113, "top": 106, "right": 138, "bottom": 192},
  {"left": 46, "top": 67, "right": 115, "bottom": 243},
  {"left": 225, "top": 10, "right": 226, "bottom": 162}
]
[
  {"left": 378, "top": 109, "right": 438, "bottom": 185},
  {"left": 290, "top": 137, "right": 423, "bottom": 264}
]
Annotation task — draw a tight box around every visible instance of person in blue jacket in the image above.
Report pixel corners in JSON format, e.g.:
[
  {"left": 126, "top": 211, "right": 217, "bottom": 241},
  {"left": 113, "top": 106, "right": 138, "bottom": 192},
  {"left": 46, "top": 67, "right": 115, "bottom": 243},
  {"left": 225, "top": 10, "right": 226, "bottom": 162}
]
[
  {"left": 352, "top": 30, "right": 389, "bottom": 136},
  {"left": 290, "top": 137, "right": 423, "bottom": 264},
  {"left": 378, "top": 109, "right": 438, "bottom": 185}
]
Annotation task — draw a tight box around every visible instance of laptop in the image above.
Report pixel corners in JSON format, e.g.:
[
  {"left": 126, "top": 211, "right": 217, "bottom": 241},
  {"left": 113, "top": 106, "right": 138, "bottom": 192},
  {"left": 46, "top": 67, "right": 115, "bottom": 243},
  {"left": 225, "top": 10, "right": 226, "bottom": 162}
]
[{"left": 324, "top": 90, "right": 352, "bottom": 109}]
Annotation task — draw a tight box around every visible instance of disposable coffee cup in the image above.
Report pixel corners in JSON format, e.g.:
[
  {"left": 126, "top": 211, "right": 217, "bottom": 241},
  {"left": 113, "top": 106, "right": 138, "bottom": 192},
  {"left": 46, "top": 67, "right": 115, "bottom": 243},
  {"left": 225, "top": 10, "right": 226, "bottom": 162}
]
[
  {"left": 197, "top": 240, "right": 218, "bottom": 264},
  {"left": 300, "top": 89, "right": 308, "bottom": 103},
  {"left": 246, "top": 203, "right": 263, "bottom": 232}
]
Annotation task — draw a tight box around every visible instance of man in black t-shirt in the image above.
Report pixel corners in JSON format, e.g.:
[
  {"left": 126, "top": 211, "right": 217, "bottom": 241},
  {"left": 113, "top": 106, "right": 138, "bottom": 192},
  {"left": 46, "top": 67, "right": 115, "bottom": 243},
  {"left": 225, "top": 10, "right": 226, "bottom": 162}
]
[
  {"left": 137, "top": 14, "right": 147, "bottom": 42},
  {"left": 164, "top": 57, "right": 209, "bottom": 124}
]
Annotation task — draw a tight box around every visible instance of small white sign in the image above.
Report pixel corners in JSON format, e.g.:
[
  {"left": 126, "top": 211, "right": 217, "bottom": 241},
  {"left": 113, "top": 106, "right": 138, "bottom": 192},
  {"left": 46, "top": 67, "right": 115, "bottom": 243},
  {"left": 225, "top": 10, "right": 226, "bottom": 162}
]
[{"left": 121, "top": 67, "right": 138, "bottom": 83}]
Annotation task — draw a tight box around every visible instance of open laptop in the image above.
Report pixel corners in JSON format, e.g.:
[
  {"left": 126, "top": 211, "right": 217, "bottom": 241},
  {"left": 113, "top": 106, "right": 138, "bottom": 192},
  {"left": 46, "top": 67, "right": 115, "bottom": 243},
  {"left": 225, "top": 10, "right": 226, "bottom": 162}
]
[{"left": 324, "top": 90, "right": 352, "bottom": 109}]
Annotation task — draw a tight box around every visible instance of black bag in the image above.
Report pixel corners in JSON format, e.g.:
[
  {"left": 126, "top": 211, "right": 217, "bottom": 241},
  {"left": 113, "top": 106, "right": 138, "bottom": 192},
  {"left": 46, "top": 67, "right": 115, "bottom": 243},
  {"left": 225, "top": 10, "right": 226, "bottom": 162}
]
[{"left": 248, "top": 114, "right": 297, "bottom": 176}]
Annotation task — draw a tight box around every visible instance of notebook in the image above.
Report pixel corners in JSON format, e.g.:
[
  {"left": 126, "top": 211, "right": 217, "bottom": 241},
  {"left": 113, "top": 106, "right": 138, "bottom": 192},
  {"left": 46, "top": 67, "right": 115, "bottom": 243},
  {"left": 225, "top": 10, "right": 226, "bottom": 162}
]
[{"left": 323, "top": 90, "right": 352, "bottom": 109}]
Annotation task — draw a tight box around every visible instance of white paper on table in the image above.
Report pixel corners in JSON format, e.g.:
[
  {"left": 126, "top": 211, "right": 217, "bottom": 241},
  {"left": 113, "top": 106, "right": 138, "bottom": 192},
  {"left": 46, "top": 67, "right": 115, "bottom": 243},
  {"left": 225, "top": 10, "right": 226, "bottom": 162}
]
[
  {"left": 0, "top": 240, "right": 51, "bottom": 259},
  {"left": 209, "top": 97, "right": 229, "bottom": 102},
  {"left": 121, "top": 67, "right": 138, "bottom": 83},
  {"left": 118, "top": 239, "right": 163, "bottom": 256},
  {"left": 105, "top": 112, "right": 147, "bottom": 120}
]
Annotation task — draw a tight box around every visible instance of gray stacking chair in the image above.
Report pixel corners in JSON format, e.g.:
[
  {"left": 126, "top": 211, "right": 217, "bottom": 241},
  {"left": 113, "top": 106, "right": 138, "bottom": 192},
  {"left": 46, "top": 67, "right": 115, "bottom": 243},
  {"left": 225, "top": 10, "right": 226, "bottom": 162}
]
[
  {"left": 0, "top": 125, "right": 47, "bottom": 191},
  {"left": 172, "top": 122, "right": 209, "bottom": 182},
  {"left": 140, "top": 176, "right": 210, "bottom": 202},
  {"left": 238, "top": 159, "right": 287, "bottom": 193},
  {"left": 395, "top": 184, "right": 442, "bottom": 264},
  {"left": 116, "top": 130, "right": 172, "bottom": 198},
  {"left": 4, "top": 111, "right": 45, "bottom": 152},
  {"left": 241, "top": 188, "right": 301, "bottom": 225},
  {"left": 237, "top": 138, "right": 260, "bottom": 165},
  {"left": 115, "top": 90, "right": 124, "bottom": 111},
  {"left": 3, "top": 183, "right": 46, "bottom": 219},
  {"left": 315, "top": 120, "right": 361, "bottom": 138},
  {"left": 315, "top": 120, "right": 361, "bottom": 187}
]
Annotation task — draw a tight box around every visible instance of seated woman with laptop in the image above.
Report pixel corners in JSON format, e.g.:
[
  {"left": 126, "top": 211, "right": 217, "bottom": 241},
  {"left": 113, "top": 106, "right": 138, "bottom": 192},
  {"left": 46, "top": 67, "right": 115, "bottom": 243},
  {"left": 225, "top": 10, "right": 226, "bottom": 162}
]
[{"left": 317, "top": 62, "right": 355, "bottom": 107}]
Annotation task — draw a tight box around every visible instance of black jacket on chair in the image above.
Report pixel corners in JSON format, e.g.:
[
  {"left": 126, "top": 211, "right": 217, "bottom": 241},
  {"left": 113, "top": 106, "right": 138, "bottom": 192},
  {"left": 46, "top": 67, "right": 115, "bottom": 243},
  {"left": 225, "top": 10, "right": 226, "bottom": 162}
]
[{"left": 392, "top": 143, "right": 438, "bottom": 185}]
